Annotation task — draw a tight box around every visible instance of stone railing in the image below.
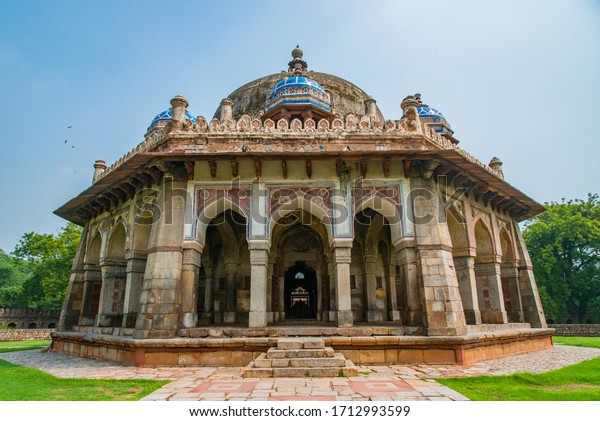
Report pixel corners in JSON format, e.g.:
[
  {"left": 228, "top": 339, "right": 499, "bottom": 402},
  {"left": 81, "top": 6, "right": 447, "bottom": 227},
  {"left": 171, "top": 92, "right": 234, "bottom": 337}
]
[
  {"left": 96, "top": 113, "right": 503, "bottom": 183},
  {"left": 549, "top": 324, "right": 600, "bottom": 337}
]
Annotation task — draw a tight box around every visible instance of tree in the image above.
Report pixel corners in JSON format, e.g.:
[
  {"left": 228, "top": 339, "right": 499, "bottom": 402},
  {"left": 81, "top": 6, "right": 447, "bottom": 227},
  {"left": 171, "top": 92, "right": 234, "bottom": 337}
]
[
  {"left": 13, "top": 223, "right": 82, "bottom": 310},
  {"left": 523, "top": 193, "right": 600, "bottom": 323},
  {"left": 0, "top": 250, "right": 28, "bottom": 308}
]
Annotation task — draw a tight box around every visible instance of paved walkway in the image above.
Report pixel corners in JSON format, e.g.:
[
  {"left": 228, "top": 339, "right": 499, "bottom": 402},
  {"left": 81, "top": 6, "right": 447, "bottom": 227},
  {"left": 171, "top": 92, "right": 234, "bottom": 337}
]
[{"left": 1, "top": 345, "right": 599, "bottom": 401}]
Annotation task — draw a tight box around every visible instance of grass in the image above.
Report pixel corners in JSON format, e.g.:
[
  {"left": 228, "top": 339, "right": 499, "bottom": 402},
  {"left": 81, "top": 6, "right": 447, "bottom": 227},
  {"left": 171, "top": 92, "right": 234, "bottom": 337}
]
[
  {"left": 553, "top": 336, "right": 600, "bottom": 349},
  {"left": 437, "top": 336, "right": 600, "bottom": 400},
  {"left": 0, "top": 340, "right": 51, "bottom": 353},
  {"left": 0, "top": 360, "right": 168, "bottom": 400},
  {"left": 0, "top": 339, "right": 168, "bottom": 401}
]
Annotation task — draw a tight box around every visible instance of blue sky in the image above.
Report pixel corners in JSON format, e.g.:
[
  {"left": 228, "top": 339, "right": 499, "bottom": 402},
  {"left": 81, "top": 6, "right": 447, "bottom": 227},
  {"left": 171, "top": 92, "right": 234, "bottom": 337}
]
[{"left": 0, "top": 0, "right": 598, "bottom": 252}]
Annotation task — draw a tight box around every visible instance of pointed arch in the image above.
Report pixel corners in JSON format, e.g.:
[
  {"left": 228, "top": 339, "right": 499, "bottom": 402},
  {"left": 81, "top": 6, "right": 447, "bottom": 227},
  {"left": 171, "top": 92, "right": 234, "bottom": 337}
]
[
  {"left": 474, "top": 218, "right": 495, "bottom": 257},
  {"left": 269, "top": 195, "right": 332, "bottom": 242},
  {"left": 354, "top": 194, "right": 402, "bottom": 244},
  {"left": 106, "top": 222, "right": 127, "bottom": 260},
  {"left": 196, "top": 197, "right": 248, "bottom": 248}
]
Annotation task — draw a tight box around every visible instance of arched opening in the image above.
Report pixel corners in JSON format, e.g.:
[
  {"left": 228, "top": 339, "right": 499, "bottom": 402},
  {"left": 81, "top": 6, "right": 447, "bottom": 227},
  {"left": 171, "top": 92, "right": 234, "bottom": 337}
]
[
  {"left": 122, "top": 215, "right": 152, "bottom": 328},
  {"left": 474, "top": 219, "right": 507, "bottom": 324},
  {"left": 199, "top": 209, "right": 248, "bottom": 325},
  {"left": 7, "top": 323, "right": 16, "bottom": 329},
  {"left": 97, "top": 223, "right": 127, "bottom": 327},
  {"left": 28, "top": 322, "right": 36, "bottom": 329},
  {"left": 285, "top": 262, "right": 317, "bottom": 319},
  {"left": 500, "top": 229, "right": 524, "bottom": 322},
  {"left": 270, "top": 210, "right": 329, "bottom": 323},
  {"left": 80, "top": 232, "right": 103, "bottom": 325},
  {"left": 48, "top": 322, "right": 56, "bottom": 329},
  {"left": 352, "top": 208, "right": 399, "bottom": 322},
  {"left": 447, "top": 208, "right": 480, "bottom": 325}
]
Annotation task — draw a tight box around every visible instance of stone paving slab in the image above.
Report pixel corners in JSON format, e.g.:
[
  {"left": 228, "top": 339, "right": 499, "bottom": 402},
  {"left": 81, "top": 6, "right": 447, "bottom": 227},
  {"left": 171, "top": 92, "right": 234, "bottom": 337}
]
[{"left": 1, "top": 345, "right": 599, "bottom": 401}]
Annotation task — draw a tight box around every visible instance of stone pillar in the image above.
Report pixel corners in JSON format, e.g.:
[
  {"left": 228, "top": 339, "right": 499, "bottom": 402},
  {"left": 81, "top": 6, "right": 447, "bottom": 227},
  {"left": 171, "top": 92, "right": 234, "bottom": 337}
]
[
  {"left": 501, "top": 263, "right": 524, "bottom": 322},
  {"left": 134, "top": 167, "right": 187, "bottom": 339},
  {"left": 223, "top": 262, "right": 237, "bottom": 324},
  {"left": 513, "top": 223, "right": 546, "bottom": 328},
  {"left": 169, "top": 95, "right": 188, "bottom": 131},
  {"left": 248, "top": 240, "right": 270, "bottom": 328},
  {"left": 395, "top": 238, "right": 422, "bottom": 326},
  {"left": 332, "top": 239, "right": 353, "bottom": 327},
  {"left": 364, "top": 97, "right": 377, "bottom": 118},
  {"left": 122, "top": 252, "right": 147, "bottom": 328},
  {"left": 79, "top": 264, "right": 102, "bottom": 326},
  {"left": 409, "top": 176, "right": 467, "bottom": 336},
  {"left": 220, "top": 98, "right": 233, "bottom": 121},
  {"left": 364, "top": 254, "right": 381, "bottom": 322},
  {"left": 453, "top": 255, "right": 482, "bottom": 325},
  {"left": 180, "top": 242, "right": 202, "bottom": 328},
  {"left": 201, "top": 267, "right": 214, "bottom": 323},
  {"left": 92, "top": 160, "right": 107, "bottom": 183},
  {"left": 58, "top": 225, "right": 89, "bottom": 331},
  {"left": 326, "top": 255, "right": 336, "bottom": 322},
  {"left": 474, "top": 257, "right": 508, "bottom": 324},
  {"left": 96, "top": 260, "right": 126, "bottom": 327},
  {"left": 385, "top": 263, "right": 400, "bottom": 321}
]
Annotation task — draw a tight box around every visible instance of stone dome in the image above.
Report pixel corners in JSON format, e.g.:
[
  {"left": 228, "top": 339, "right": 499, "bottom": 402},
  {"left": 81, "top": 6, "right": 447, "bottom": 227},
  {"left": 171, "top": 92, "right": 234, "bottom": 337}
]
[{"left": 213, "top": 71, "right": 384, "bottom": 121}]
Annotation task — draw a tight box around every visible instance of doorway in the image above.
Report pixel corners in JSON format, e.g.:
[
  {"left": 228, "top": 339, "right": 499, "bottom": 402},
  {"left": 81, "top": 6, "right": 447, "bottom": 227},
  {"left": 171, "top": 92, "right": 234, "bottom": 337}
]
[{"left": 284, "top": 262, "right": 317, "bottom": 319}]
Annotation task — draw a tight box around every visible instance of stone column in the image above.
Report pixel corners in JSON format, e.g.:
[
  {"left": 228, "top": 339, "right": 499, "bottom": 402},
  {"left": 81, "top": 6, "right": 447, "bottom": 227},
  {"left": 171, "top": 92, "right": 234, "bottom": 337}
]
[
  {"left": 514, "top": 223, "right": 547, "bottom": 328},
  {"left": 332, "top": 239, "right": 353, "bottom": 327},
  {"left": 79, "top": 264, "right": 102, "bottom": 326},
  {"left": 180, "top": 241, "right": 202, "bottom": 328},
  {"left": 501, "top": 263, "right": 524, "bottom": 322},
  {"left": 326, "top": 255, "right": 336, "bottom": 322},
  {"left": 364, "top": 254, "right": 381, "bottom": 322},
  {"left": 474, "top": 257, "right": 508, "bottom": 324},
  {"left": 201, "top": 267, "right": 214, "bottom": 323},
  {"left": 58, "top": 225, "right": 88, "bottom": 331},
  {"left": 453, "top": 255, "right": 482, "bottom": 325},
  {"left": 223, "top": 262, "right": 237, "bottom": 324},
  {"left": 122, "top": 252, "right": 147, "bottom": 328},
  {"left": 385, "top": 263, "right": 400, "bottom": 321},
  {"left": 134, "top": 167, "right": 187, "bottom": 339},
  {"left": 248, "top": 240, "right": 270, "bottom": 328},
  {"left": 395, "top": 238, "right": 422, "bottom": 326},
  {"left": 409, "top": 176, "right": 467, "bottom": 336},
  {"left": 96, "top": 260, "right": 126, "bottom": 327}
]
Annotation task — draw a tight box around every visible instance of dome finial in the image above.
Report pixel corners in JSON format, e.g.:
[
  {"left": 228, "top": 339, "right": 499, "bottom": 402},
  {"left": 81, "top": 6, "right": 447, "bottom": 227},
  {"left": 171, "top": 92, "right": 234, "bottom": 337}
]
[{"left": 288, "top": 45, "right": 307, "bottom": 74}]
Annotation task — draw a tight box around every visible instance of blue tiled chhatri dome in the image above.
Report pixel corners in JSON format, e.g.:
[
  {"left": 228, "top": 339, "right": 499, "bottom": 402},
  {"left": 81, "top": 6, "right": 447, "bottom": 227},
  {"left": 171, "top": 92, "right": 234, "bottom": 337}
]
[
  {"left": 265, "top": 75, "right": 331, "bottom": 113},
  {"left": 150, "top": 109, "right": 197, "bottom": 127},
  {"left": 414, "top": 93, "right": 454, "bottom": 138}
]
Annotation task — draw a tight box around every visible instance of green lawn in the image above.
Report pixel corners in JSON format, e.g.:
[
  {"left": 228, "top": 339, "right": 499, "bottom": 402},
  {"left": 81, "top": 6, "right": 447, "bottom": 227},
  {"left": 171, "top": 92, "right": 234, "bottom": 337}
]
[
  {"left": 437, "top": 336, "right": 600, "bottom": 400},
  {"left": 0, "top": 340, "right": 168, "bottom": 401},
  {"left": 0, "top": 340, "right": 50, "bottom": 353},
  {"left": 553, "top": 336, "right": 600, "bottom": 349}
]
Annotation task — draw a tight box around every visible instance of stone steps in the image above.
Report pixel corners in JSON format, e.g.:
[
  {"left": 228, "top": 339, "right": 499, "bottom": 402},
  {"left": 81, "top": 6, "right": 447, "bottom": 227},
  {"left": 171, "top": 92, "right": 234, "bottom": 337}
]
[{"left": 243, "top": 337, "right": 358, "bottom": 378}]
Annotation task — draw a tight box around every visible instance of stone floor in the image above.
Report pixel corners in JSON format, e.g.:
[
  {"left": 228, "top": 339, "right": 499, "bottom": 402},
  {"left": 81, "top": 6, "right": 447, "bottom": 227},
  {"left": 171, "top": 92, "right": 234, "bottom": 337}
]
[{"left": 1, "top": 345, "right": 599, "bottom": 401}]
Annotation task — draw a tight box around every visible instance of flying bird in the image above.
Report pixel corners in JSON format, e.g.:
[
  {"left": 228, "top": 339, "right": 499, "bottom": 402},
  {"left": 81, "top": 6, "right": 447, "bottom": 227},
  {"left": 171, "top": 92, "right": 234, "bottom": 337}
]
[
  {"left": 71, "top": 146, "right": 75, "bottom": 148},
  {"left": 64, "top": 140, "right": 67, "bottom": 143},
  {"left": 67, "top": 126, "right": 72, "bottom": 128}
]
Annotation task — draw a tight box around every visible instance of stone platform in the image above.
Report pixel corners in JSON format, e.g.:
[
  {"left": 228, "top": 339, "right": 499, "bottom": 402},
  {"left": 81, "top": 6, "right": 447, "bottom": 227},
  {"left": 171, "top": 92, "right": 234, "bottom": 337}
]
[{"left": 51, "top": 324, "right": 554, "bottom": 367}]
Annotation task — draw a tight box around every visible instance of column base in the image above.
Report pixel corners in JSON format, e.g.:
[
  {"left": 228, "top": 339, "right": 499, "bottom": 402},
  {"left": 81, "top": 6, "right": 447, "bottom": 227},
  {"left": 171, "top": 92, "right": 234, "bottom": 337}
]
[
  {"left": 464, "top": 309, "right": 482, "bottom": 325},
  {"left": 366, "top": 310, "right": 384, "bottom": 322},
  {"left": 223, "top": 312, "right": 236, "bottom": 324},
  {"left": 95, "top": 314, "right": 122, "bottom": 328},
  {"left": 508, "top": 310, "right": 524, "bottom": 323},
  {"left": 427, "top": 326, "right": 468, "bottom": 336},
  {"left": 336, "top": 310, "right": 354, "bottom": 327},
  {"left": 122, "top": 313, "right": 138, "bottom": 328},
  {"left": 181, "top": 312, "right": 198, "bottom": 328},
  {"left": 249, "top": 311, "right": 267, "bottom": 328},
  {"left": 328, "top": 311, "right": 337, "bottom": 323},
  {"left": 481, "top": 309, "right": 508, "bottom": 324},
  {"left": 388, "top": 310, "right": 401, "bottom": 321}
]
